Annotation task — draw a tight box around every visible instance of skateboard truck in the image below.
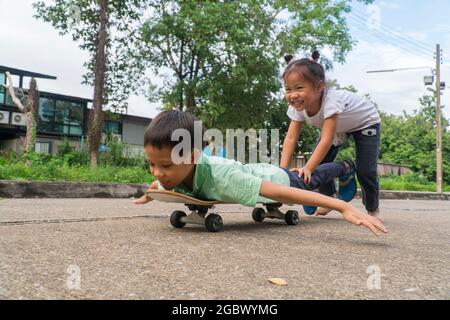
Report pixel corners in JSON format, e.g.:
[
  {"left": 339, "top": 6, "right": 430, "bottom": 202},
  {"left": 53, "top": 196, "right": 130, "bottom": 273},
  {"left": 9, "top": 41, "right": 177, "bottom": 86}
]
[
  {"left": 252, "top": 203, "right": 300, "bottom": 226},
  {"left": 170, "top": 204, "right": 224, "bottom": 232}
]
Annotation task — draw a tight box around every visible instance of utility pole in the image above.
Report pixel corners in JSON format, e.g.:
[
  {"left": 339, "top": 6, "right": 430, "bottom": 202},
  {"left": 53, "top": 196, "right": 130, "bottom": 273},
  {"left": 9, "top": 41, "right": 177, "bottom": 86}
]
[
  {"left": 435, "top": 44, "right": 443, "bottom": 193},
  {"left": 367, "top": 46, "right": 445, "bottom": 193}
]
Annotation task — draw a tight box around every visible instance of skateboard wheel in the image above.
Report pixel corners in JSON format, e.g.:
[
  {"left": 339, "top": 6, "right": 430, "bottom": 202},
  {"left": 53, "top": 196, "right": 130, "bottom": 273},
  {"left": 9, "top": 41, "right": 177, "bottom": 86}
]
[
  {"left": 285, "top": 210, "right": 300, "bottom": 225},
  {"left": 170, "top": 210, "right": 187, "bottom": 228},
  {"left": 252, "top": 207, "right": 265, "bottom": 222},
  {"left": 205, "top": 214, "right": 223, "bottom": 232}
]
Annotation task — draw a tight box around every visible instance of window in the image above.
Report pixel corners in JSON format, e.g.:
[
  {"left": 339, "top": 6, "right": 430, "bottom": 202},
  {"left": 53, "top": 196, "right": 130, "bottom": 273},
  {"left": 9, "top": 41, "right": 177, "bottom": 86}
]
[
  {"left": 70, "top": 126, "right": 82, "bottom": 135},
  {"left": 38, "top": 97, "right": 56, "bottom": 133},
  {"left": 35, "top": 142, "right": 52, "bottom": 154},
  {"left": 4, "top": 88, "right": 27, "bottom": 107},
  {"left": 0, "top": 74, "right": 27, "bottom": 106},
  {"left": 104, "top": 121, "right": 122, "bottom": 134},
  {"left": 0, "top": 73, "right": 5, "bottom": 104},
  {"left": 39, "top": 97, "right": 55, "bottom": 122},
  {"left": 37, "top": 97, "right": 85, "bottom": 136}
]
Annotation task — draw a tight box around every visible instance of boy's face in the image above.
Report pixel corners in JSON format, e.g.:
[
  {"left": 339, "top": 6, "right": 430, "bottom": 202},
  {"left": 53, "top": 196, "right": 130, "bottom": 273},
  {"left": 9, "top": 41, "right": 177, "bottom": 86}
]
[
  {"left": 284, "top": 71, "right": 323, "bottom": 112},
  {"left": 144, "top": 145, "right": 196, "bottom": 190}
]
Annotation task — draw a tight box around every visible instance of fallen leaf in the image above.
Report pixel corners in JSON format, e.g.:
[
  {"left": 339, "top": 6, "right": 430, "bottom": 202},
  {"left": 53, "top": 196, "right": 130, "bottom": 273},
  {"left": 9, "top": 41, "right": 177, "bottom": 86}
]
[{"left": 268, "top": 278, "right": 287, "bottom": 286}]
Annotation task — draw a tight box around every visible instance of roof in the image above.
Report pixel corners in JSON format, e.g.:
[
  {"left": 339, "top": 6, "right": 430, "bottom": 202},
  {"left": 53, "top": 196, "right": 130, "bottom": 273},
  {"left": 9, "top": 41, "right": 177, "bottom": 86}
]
[
  {"left": 0, "top": 66, "right": 57, "bottom": 80},
  {"left": 122, "top": 113, "right": 152, "bottom": 124},
  {"left": 40, "top": 90, "right": 92, "bottom": 103},
  {"left": 86, "top": 109, "right": 152, "bottom": 123}
]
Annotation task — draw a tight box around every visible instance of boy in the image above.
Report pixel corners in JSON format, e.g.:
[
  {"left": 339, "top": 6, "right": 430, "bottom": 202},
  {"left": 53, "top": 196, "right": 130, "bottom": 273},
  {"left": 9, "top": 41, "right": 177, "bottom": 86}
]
[{"left": 134, "top": 110, "right": 387, "bottom": 236}]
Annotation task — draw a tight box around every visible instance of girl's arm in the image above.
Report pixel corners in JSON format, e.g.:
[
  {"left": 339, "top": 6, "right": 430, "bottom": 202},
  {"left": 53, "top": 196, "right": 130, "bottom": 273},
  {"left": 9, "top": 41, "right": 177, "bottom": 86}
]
[
  {"left": 304, "top": 114, "right": 338, "bottom": 172},
  {"left": 280, "top": 120, "right": 304, "bottom": 169},
  {"left": 259, "top": 180, "right": 388, "bottom": 236}
]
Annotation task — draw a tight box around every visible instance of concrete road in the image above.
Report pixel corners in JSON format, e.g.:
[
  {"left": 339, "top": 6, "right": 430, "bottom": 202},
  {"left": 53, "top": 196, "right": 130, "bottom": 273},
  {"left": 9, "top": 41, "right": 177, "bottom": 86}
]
[{"left": 0, "top": 198, "right": 449, "bottom": 300}]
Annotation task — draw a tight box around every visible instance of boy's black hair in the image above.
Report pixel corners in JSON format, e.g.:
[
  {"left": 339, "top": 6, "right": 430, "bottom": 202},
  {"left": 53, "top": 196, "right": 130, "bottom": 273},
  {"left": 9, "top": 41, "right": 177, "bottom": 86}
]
[
  {"left": 144, "top": 109, "right": 205, "bottom": 150},
  {"left": 282, "top": 50, "right": 325, "bottom": 85}
]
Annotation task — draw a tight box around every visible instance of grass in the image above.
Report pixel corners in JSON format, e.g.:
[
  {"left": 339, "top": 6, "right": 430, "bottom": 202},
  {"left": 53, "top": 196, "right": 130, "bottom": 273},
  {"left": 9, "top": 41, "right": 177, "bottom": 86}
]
[
  {"left": 379, "top": 175, "right": 450, "bottom": 192},
  {"left": 0, "top": 160, "right": 154, "bottom": 184},
  {"left": 0, "top": 148, "right": 154, "bottom": 184},
  {"left": 0, "top": 153, "right": 448, "bottom": 191}
]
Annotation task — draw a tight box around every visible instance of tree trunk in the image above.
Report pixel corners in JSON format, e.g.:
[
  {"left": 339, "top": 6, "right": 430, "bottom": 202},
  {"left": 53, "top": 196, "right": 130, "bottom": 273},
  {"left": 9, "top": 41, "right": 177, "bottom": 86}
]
[
  {"left": 88, "top": 0, "right": 109, "bottom": 168},
  {"left": 25, "top": 78, "right": 39, "bottom": 153},
  {"left": 185, "top": 86, "right": 196, "bottom": 114},
  {"left": 4, "top": 72, "right": 39, "bottom": 156}
]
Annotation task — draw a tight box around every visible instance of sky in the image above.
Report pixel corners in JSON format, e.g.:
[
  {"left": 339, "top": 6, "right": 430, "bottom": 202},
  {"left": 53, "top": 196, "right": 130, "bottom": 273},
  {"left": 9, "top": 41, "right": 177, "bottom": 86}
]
[{"left": 0, "top": 0, "right": 449, "bottom": 120}]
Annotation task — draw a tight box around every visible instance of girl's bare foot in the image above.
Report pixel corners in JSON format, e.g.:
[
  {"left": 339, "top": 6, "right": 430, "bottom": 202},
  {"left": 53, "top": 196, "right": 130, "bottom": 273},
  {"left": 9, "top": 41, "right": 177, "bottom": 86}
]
[
  {"left": 315, "top": 194, "right": 336, "bottom": 216},
  {"left": 368, "top": 209, "right": 383, "bottom": 223},
  {"left": 315, "top": 207, "right": 333, "bottom": 216}
]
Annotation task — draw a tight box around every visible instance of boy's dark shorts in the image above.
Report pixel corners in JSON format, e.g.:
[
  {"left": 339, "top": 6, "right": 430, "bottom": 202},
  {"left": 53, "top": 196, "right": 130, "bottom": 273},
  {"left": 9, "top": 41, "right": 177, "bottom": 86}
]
[{"left": 282, "top": 168, "right": 311, "bottom": 191}]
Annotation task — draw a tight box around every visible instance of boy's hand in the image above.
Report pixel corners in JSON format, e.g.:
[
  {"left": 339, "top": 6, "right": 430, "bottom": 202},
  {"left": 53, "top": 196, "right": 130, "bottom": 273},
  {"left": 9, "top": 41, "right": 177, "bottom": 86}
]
[
  {"left": 341, "top": 204, "right": 388, "bottom": 236},
  {"left": 133, "top": 194, "right": 153, "bottom": 205},
  {"left": 291, "top": 166, "right": 312, "bottom": 184}
]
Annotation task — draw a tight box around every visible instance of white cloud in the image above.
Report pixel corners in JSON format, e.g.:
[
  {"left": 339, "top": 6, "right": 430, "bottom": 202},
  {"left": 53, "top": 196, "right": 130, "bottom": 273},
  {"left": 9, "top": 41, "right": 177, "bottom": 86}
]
[
  {"left": 0, "top": 0, "right": 160, "bottom": 119},
  {"left": 1, "top": 1, "right": 447, "bottom": 122},
  {"left": 378, "top": 1, "right": 402, "bottom": 10},
  {"left": 431, "top": 23, "right": 450, "bottom": 33},
  {"left": 328, "top": 40, "right": 450, "bottom": 119},
  {"left": 401, "top": 31, "right": 428, "bottom": 43}
]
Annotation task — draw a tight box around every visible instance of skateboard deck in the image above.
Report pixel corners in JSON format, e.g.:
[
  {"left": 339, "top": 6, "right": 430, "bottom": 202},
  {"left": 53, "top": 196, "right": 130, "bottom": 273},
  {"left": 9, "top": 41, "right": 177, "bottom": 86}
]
[
  {"left": 145, "top": 189, "right": 300, "bottom": 232},
  {"left": 146, "top": 189, "right": 222, "bottom": 205}
]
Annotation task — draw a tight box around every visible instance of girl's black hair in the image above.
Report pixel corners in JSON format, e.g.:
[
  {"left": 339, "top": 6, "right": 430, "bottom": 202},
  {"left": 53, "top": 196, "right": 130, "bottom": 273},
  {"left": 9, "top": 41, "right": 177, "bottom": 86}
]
[
  {"left": 144, "top": 109, "right": 205, "bottom": 150},
  {"left": 283, "top": 50, "right": 325, "bottom": 85}
]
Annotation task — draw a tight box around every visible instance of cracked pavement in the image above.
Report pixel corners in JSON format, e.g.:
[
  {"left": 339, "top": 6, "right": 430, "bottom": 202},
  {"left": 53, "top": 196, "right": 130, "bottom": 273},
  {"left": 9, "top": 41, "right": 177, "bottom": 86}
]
[{"left": 0, "top": 198, "right": 449, "bottom": 299}]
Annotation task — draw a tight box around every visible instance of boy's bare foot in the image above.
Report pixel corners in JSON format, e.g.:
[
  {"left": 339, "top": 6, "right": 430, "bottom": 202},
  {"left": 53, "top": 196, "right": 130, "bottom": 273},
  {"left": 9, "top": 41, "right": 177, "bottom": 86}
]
[
  {"left": 368, "top": 209, "right": 383, "bottom": 223},
  {"left": 315, "top": 207, "right": 333, "bottom": 216}
]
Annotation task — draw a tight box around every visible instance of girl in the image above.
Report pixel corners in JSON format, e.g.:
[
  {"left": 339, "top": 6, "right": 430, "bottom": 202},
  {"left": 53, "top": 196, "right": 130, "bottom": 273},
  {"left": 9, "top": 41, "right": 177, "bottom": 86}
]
[{"left": 280, "top": 51, "right": 382, "bottom": 220}]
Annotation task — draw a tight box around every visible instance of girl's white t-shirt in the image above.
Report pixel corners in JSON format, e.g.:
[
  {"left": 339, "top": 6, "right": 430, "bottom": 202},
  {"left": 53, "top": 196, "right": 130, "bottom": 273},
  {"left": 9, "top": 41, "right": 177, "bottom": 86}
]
[{"left": 286, "top": 88, "right": 381, "bottom": 145}]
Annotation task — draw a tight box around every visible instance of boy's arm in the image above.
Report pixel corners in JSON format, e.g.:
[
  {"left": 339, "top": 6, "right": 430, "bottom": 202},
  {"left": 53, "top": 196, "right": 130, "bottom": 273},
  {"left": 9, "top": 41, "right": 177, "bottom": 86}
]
[
  {"left": 259, "top": 180, "right": 388, "bottom": 236},
  {"left": 133, "top": 180, "right": 158, "bottom": 204},
  {"left": 280, "top": 120, "right": 303, "bottom": 168}
]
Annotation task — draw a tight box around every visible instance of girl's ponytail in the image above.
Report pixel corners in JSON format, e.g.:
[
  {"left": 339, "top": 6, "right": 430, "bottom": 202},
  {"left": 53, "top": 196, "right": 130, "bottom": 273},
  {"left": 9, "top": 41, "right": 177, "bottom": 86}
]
[
  {"left": 284, "top": 54, "right": 294, "bottom": 64},
  {"left": 311, "top": 50, "right": 320, "bottom": 62},
  {"left": 282, "top": 50, "right": 325, "bottom": 85}
]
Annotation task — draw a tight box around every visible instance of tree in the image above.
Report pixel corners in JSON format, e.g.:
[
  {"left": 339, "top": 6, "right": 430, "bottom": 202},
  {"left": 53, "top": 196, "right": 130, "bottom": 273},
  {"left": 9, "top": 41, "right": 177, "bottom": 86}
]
[
  {"left": 87, "top": 0, "right": 108, "bottom": 167},
  {"left": 379, "top": 95, "right": 450, "bottom": 184},
  {"left": 3, "top": 72, "right": 39, "bottom": 154},
  {"left": 34, "top": 0, "right": 148, "bottom": 166},
  {"left": 141, "top": 0, "right": 374, "bottom": 130},
  {"left": 418, "top": 94, "right": 449, "bottom": 128}
]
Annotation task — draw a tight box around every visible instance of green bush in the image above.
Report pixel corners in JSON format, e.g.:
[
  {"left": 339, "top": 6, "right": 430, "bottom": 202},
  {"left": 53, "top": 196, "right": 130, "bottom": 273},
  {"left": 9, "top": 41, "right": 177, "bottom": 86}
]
[
  {"left": 2, "top": 149, "right": 449, "bottom": 191},
  {"left": 380, "top": 173, "right": 450, "bottom": 192},
  {"left": 0, "top": 160, "right": 154, "bottom": 184},
  {"left": 97, "top": 133, "right": 147, "bottom": 168},
  {"left": 0, "top": 141, "right": 153, "bottom": 184}
]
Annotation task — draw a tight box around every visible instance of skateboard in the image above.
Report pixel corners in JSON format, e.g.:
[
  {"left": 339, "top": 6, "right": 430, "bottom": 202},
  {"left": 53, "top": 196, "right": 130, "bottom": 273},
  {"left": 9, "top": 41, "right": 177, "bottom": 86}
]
[{"left": 146, "top": 189, "right": 300, "bottom": 232}]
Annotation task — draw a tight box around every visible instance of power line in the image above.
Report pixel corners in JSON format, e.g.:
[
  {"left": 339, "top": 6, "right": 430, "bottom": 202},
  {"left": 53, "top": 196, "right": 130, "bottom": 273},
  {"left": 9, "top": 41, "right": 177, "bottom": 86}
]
[
  {"left": 352, "top": 7, "right": 449, "bottom": 63},
  {"left": 348, "top": 19, "right": 432, "bottom": 61},
  {"left": 351, "top": 14, "right": 432, "bottom": 56},
  {"left": 352, "top": 7, "right": 432, "bottom": 51},
  {"left": 349, "top": 13, "right": 433, "bottom": 57},
  {"left": 347, "top": 16, "right": 434, "bottom": 61},
  {"left": 352, "top": 7, "right": 434, "bottom": 53}
]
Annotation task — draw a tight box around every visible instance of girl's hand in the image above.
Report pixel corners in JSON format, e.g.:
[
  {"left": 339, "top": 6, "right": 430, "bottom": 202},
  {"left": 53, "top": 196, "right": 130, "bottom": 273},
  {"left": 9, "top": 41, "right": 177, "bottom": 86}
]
[
  {"left": 341, "top": 204, "right": 388, "bottom": 236},
  {"left": 133, "top": 194, "right": 153, "bottom": 205},
  {"left": 291, "top": 166, "right": 312, "bottom": 184}
]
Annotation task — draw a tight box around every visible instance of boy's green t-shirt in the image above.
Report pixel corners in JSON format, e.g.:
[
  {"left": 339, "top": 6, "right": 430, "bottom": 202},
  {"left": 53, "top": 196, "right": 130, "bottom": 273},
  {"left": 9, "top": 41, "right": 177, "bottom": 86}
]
[{"left": 159, "top": 154, "right": 291, "bottom": 207}]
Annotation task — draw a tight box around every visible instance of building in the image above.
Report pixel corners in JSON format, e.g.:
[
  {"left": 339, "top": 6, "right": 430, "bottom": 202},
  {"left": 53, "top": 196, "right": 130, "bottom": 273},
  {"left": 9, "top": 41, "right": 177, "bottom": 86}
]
[{"left": 0, "top": 66, "right": 151, "bottom": 156}]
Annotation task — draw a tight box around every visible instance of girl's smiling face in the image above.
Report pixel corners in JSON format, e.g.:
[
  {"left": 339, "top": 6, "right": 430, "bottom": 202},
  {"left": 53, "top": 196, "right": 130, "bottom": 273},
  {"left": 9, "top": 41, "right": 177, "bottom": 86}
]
[{"left": 284, "top": 70, "right": 324, "bottom": 114}]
